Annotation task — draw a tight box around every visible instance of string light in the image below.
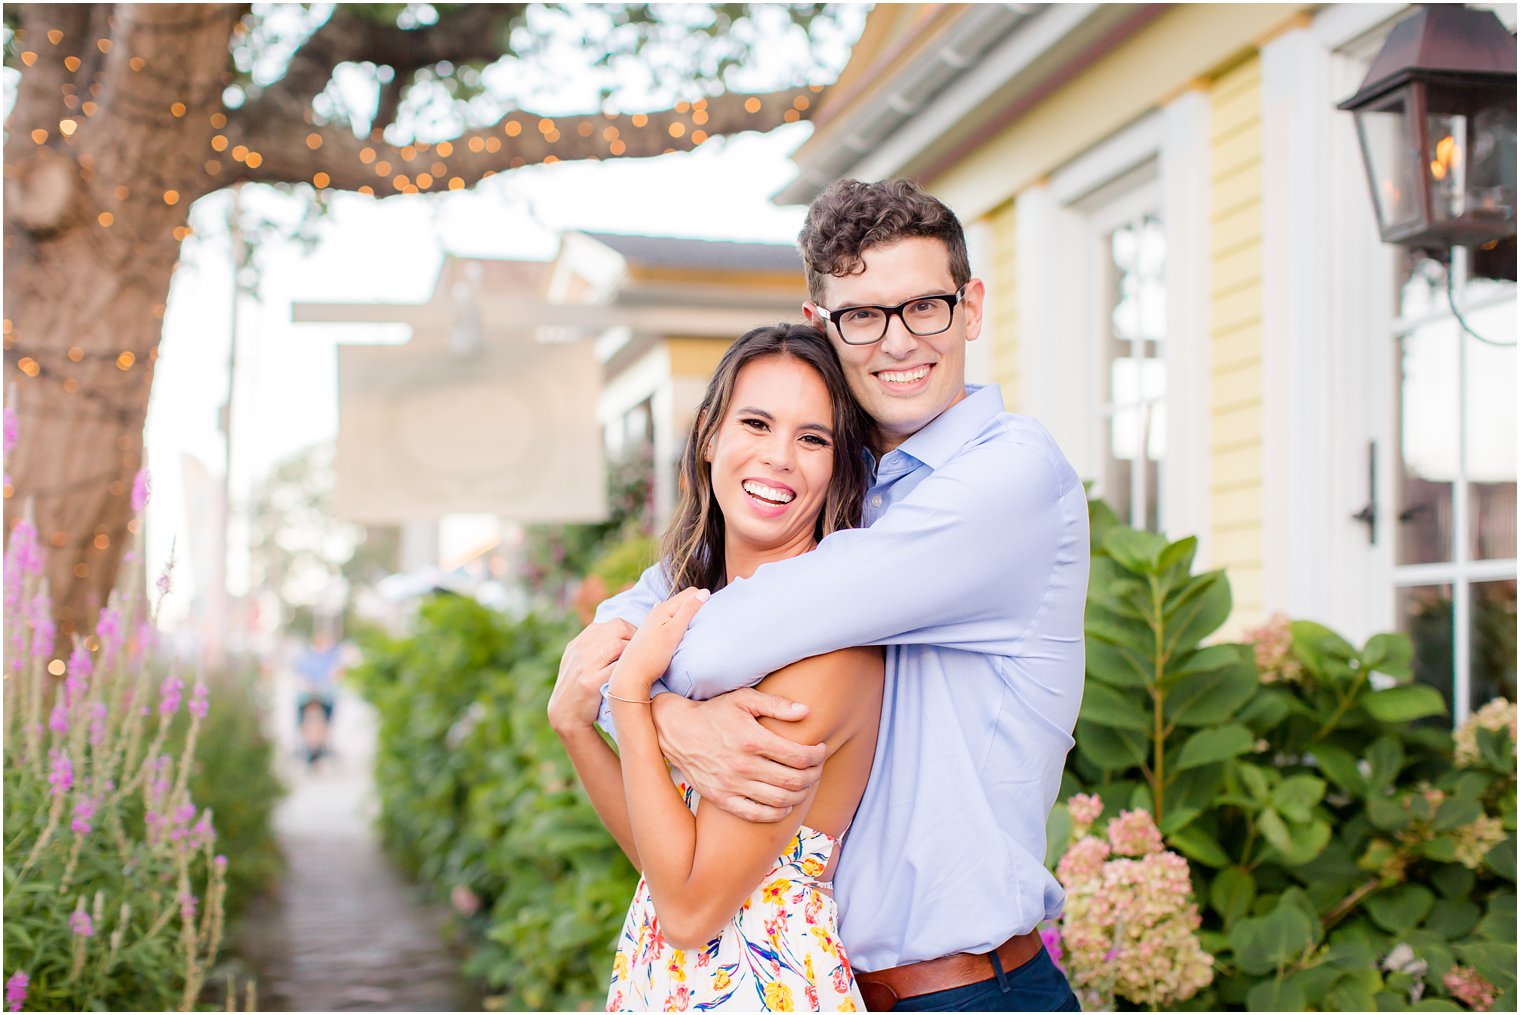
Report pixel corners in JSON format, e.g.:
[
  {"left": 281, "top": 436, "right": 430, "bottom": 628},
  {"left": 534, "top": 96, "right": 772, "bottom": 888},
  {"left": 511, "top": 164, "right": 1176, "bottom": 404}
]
[
  {"left": 63, "top": 378, "right": 79, "bottom": 394},
  {"left": 415, "top": 172, "right": 433, "bottom": 189},
  {"left": 504, "top": 121, "right": 521, "bottom": 137},
  {"left": 64, "top": 56, "right": 81, "bottom": 72},
  {"left": 374, "top": 160, "right": 391, "bottom": 176},
  {"left": 128, "top": 57, "right": 144, "bottom": 72},
  {"left": 792, "top": 95, "right": 810, "bottom": 111},
  {"left": 47, "top": 29, "right": 63, "bottom": 45},
  {"left": 245, "top": 152, "right": 262, "bottom": 168},
  {"left": 305, "top": 132, "right": 322, "bottom": 150},
  {"left": 20, "top": 52, "right": 37, "bottom": 67},
  {"left": 631, "top": 113, "right": 649, "bottom": 127},
  {"left": 211, "top": 134, "right": 228, "bottom": 151},
  {"left": 484, "top": 136, "right": 501, "bottom": 152},
  {"left": 312, "top": 171, "right": 330, "bottom": 188},
  {"left": 162, "top": 190, "right": 179, "bottom": 205},
  {"left": 115, "top": 352, "right": 135, "bottom": 370},
  {"left": 96, "top": 39, "right": 110, "bottom": 53},
  {"left": 30, "top": 128, "right": 47, "bottom": 144},
  {"left": 59, "top": 118, "right": 77, "bottom": 136},
  {"left": 210, "top": 112, "right": 226, "bottom": 128},
  {"left": 68, "top": 347, "right": 84, "bottom": 361},
  {"left": 231, "top": 144, "right": 247, "bottom": 161},
  {"left": 448, "top": 177, "right": 464, "bottom": 190},
  {"left": 81, "top": 101, "right": 96, "bottom": 116},
  {"left": 97, "top": 211, "right": 113, "bottom": 226},
  {"left": 359, "top": 147, "right": 376, "bottom": 164},
  {"left": 48, "top": 659, "right": 67, "bottom": 676},
  {"left": 691, "top": 130, "right": 707, "bottom": 144},
  {"left": 170, "top": 102, "right": 186, "bottom": 117},
  {"left": 436, "top": 140, "right": 453, "bottom": 157},
  {"left": 783, "top": 109, "right": 799, "bottom": 122},
  {"left": 400, "top": 144, "right": 416, "bottom": 161},
  {"left": 744, "top": 97, "right": 761, "bottom": 113}
]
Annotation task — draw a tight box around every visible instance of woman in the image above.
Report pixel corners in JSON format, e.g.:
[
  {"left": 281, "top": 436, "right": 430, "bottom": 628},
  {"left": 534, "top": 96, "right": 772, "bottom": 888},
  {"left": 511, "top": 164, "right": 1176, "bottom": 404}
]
[{"left": 549, "top": 323, "right": 883, "bottom": 1012}]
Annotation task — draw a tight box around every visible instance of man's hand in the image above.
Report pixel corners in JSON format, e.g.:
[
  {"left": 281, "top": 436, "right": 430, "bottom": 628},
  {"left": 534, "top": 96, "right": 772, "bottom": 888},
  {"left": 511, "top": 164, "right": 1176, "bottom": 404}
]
[
  {"left": 549, "top": 618, "right": 635, "bottom": 735},
  {"left": 652, "top": 689, "right": 826, "bottom": 823}
]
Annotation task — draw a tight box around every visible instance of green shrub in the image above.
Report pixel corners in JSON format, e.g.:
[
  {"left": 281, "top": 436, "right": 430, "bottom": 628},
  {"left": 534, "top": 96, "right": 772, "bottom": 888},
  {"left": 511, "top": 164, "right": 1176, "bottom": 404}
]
[
  {"left": 1054, "top": 503, "right": 1517, "bottom": 1011},
  {"left": 351, "top": 594, "right": 635, "bottom": 1011}
]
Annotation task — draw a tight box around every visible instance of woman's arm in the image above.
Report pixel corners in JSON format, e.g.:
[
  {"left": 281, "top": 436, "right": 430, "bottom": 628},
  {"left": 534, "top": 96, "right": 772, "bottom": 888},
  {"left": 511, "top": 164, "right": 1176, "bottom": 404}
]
[
  {"left": 553, "top": 724, "right": 640, "bottom": 868},
  {"left": 610, "top": 589, "right": 881, "bottom": 948}
]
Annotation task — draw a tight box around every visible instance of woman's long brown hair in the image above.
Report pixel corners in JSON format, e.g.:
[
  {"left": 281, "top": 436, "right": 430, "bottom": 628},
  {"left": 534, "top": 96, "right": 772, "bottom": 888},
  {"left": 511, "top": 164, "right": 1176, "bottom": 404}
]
[{"left": 659, "top": 323, "right": 872, "bottom": 594}]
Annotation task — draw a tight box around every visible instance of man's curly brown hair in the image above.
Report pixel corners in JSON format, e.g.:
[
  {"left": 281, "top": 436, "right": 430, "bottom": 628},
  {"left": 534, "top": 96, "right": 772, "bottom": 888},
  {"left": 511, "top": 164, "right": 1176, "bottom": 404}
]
[{"left": 798, "top": 178, "right": 972, "bottom": 305}]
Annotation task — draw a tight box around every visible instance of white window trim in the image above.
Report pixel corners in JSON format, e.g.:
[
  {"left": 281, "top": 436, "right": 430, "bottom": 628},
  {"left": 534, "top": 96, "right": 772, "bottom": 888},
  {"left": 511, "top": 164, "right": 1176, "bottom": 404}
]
[{"left": 1016, "top": 101, "right": 1210, "bottom": 542}]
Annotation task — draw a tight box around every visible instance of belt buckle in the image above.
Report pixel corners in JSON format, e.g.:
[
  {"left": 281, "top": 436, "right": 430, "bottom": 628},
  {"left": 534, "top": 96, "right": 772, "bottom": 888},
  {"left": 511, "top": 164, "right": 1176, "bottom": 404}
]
[{"left": 858, "top": 980, "right": 900, "bottom": 1012}]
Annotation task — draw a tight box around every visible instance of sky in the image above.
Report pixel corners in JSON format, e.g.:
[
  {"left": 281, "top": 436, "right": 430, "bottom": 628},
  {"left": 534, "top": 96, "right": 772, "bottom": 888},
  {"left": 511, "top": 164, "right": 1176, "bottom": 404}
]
[{"left": 144, "top": 122, "right": 816, "bottom": 626}]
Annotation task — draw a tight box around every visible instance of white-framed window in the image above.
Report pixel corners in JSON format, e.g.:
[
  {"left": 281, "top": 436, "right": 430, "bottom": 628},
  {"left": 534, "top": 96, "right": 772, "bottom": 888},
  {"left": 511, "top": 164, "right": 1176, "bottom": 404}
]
[
  {"left": 1390, "top": 248, "right": 1517, "bottom": 718},
  {"left": 1015, "top": 101, "right": 1209, "bottom": 541},
  {"left": 1309, "top": 2, "right": 1518, "bottom": 722}
]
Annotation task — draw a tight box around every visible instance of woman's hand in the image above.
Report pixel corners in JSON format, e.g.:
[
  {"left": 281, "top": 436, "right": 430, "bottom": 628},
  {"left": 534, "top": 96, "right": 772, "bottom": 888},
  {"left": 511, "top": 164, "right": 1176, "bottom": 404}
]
[
  {"left": 609, "top": 586, "right": 710, "bottom": 700},
  {"left": 549, "top": 618, "right": 635, "bottom": 736}
]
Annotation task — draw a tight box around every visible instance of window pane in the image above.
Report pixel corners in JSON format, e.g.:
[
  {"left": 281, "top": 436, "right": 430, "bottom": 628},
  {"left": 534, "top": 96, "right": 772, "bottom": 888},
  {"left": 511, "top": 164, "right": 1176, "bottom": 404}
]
[
  {"left": 1398, "top": 584, "right": 1455, "bottom": 715},
  {"left": 1102, "top": 214, "right": 1166, "bottom": 531},
  {"left": 1395, "top": 322, "right": 1457, "bottom": 564},
  {"left": 1472, "top": 579, "right": 1518, "bottom": 711},
  {"left": 1463, "top": 301, "right": 1518, "bottom": 560}
]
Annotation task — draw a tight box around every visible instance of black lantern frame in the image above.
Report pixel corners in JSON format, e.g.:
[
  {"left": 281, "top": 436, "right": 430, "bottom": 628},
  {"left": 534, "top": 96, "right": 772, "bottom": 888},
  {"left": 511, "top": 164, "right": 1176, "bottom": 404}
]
[{"left": 1338, "top": 4, "right": 1517, "bottom": 253}]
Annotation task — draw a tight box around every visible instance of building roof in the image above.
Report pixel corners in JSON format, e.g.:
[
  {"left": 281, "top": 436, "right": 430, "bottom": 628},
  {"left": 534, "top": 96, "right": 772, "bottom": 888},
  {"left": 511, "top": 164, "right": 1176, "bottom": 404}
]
[{"left": 583, "top": 231, "right": 803, "bottom": 273}]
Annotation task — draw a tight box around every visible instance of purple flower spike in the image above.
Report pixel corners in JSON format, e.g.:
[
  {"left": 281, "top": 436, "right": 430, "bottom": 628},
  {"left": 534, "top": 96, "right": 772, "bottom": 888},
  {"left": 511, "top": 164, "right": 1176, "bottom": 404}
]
[
  {"left": 48, "top": 703, "right": 67, "bottom": 736},
  {"left": 3, "top": 406, "right": 18, "bottom": 454},
  {"left": 131, "top": 468, "right": 150, "bottom": 513},
  {"left": 158, "top": 675, "right": 183, "bottom": 717},
  {"left": 68, "top": 910, "right": 94, "bottom": 938},
  {"left": 189, "top": 682, "right": 209, "bottom": 720},
  {"left": 47, "top": 749, "right": 73, "bottom": 797},
  {"left": 72, "top": 795, "right": 97, "bottom": 836},
  {"left": 66, "top": 642, "right": 94, "bottom": 693},
  {"left": 5, "top": 970, "right": 28, "bottom": 1012},
  {"left": 89, "top": 702, "right": 107, "bottom": 746},
  {"left": 179, "top": 892, "right": 198, "bottom": 923},
  {"left": 96, "top": 606, "right": 124, "bottom": 658}
]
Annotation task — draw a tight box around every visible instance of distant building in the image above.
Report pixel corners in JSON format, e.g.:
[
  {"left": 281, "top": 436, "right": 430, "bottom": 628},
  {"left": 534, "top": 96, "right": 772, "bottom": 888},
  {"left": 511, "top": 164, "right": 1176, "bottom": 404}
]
[{"left": 784, "top": 3, "right": 1516, "bottom": 719}]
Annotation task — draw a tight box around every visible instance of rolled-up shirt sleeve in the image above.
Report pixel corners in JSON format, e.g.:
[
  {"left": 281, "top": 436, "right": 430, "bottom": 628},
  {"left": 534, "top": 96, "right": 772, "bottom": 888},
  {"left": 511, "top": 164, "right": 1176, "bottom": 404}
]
[{"left": 664, "top": 435, "right": 1080, "bottom": 701}]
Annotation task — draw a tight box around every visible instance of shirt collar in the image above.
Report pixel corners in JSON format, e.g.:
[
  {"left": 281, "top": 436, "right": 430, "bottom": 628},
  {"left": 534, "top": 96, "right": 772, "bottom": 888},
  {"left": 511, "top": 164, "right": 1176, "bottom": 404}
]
[{"left": 886, "top": 384, "right": 1004, "bottom": 470}]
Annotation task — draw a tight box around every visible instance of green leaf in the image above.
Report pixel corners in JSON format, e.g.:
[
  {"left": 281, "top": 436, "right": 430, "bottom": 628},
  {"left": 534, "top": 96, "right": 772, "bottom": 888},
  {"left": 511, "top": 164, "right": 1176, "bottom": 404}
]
[
  {"left": 1163, "top": 651, "right": 1259, "bottom": 726},
  {"left": 1235, "top": 687, "right": 1294, "bottom": 732},
  {"left": 1209, "top": 865, "right": 1257, "bottom": 925},
  {"left": 1175, "top": 724, "right": 1254, "bottom": 771},
  {"left": 1432, "top": 864, "right": 1477, "bottom": 899},
  {"left": 1366, "top": 794, "right": 1412, "bottom": 831},
  {"left": 1228, "top": 903, "right": 1316, "bottom": 974},
  {"left": 1079, "top": 680, "right": 1150, "bottom": 731},
  {"left": 1169, "top": 823, "right": 1232, "bottom": 868},
  {"left": 1247, "top": 978, "right": 1306, "bottom": 1012},
  {"left": 1258, "top": 807, "right": 1295, "bottom": 854},
  {"left": 1325, "top": 982, "right": 1379, "bottom": 1012},
  {"left": 1086, "top": 636, "right": 1152, "bottom": 689},
  {"left": 1157, "top": 534, "right": 1199, "bottom": 577},
  {"left": 1162, "top": 570, "right": 1233, "bottom": 659},
  {"left": 1363, "top": 684, "right": 1448, "bottom": 722},
  {"left": 1477, "top": 894, "right": 1517, "bottom": 940},
  {"left": 1237, "top": 761, "right": 1272, "bottom": 803},
  {"left": 1311, "top": 744, "right": 1367, "bottom": 796},
  {"left": 1433, "top": 796, "right": 1485, "bottom": 831},
  {"left": 1158, "top": 805, "right": 1202, "bottom": 835},
  {"left": 1487, "top": 835, "right": 1517, "bottom": 883},
  {"left": 1271, "top": 775, "right": 1327, "bottom": 823},
  {"left": 1074, "top": 719, "right": 1147, "bottom": 772},
  {"left": 1102, "top": 526, "right": 1167, "bottom": 574},
  {"left": 1365, "top": 736, "right": 1405, "bottom": 789},
  {"left": 1424, "top": 898, "right": 1481, "bottom": 940},
  {"left": 1360, "top": 632, "right": 1413, "bottom": 678},
  {"left": 1366, "top": 884, "right": 1436, "bottom": 935}
]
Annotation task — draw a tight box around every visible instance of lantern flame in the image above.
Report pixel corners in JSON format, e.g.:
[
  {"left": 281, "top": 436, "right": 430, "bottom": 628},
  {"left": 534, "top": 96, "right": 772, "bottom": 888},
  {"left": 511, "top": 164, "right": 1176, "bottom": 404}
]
[{"left": 1429, "top": 134, "right": 1460, "bottom": 181}]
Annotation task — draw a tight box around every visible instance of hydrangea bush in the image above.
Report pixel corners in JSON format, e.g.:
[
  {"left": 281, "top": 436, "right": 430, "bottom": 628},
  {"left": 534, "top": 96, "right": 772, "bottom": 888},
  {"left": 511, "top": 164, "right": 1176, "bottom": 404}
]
[
  {"left": 1049, "top": 503, "right": 1517, "bottom": 1011},
  {"left": 2, "top": 467, "right": 239, "bottom": 1011}
]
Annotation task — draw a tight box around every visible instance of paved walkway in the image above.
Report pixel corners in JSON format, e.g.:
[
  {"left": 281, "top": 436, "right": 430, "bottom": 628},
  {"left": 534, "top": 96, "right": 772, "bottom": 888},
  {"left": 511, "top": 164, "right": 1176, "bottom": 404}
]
[{"left": 233, "top": 669, "right": 472, "bottom": 1012}]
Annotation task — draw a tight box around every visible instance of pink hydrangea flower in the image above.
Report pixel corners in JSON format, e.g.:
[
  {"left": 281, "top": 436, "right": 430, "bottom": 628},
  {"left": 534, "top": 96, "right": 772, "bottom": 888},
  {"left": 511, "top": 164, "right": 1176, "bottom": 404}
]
[
  {"left": 1056, "top": 835, "right": 1111, "bottom": 884},
  {"left": 1107, "top": 809, "right": 1165, "bottom": 858},
  {"left": 1068, "top": 793, "right": 1104, "bottom": 831},
  {"left": 1444, "top": 965, "right": 1497, "bottom": 1011}
]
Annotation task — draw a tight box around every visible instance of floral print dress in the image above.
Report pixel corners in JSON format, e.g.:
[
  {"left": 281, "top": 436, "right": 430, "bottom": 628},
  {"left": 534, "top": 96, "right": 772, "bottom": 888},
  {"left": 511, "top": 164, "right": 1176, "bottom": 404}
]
[{"left": 606, "top": 781, "right": 864, "bottom": 1012}]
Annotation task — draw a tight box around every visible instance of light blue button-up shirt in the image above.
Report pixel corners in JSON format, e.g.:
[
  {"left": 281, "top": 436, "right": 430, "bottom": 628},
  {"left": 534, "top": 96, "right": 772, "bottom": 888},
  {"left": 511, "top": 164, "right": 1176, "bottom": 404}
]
[{"left": 594, "top": 384, "right": 1089, "bottom": 972}]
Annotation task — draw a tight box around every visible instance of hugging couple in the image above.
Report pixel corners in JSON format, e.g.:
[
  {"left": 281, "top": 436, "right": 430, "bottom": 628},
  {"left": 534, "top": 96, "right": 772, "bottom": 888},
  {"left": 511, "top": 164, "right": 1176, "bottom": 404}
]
[{"left": 549, "top": 178, "right": 1089, "bottom": 1012}]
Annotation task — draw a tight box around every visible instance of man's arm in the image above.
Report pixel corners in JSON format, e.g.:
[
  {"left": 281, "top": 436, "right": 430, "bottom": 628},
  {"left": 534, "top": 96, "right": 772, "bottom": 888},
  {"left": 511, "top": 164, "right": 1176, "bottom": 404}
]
[{"left": 665, "top": 435, "right": 1087, "bottom": 699}]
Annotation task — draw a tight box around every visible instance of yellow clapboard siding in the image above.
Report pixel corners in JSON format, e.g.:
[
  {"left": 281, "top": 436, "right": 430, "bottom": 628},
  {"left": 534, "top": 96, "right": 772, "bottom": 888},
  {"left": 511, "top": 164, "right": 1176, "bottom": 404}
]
[
  {"left": 1212, "top": 238, "right": 1262, "bottom": 292},
  {"left": 1212, "top": 202, "right": 1263, "bottom": 255},
  {"left": 1212, "top": 163, "right": 1264, "bottom": 221},
  {"left": 1211, "top": 523, "right": 1264, "bottom": 565},
  {"left": 1211, "top": 482, "right": 1264, "bottom": 525},
  {"left": 1212, "top": 442, "right": 1263, "bottom": 488},
  {"left": 1212, "top": 125, "right": 1263, "bottom": 181},
  {"left": 1213, "top": 283, "right": 1263, "bottom": 334},
  {"left": 1211, "top": 363, "right": 1263, "bottom": 412},
  {"left": 1211, "top": 402, "right": 1263, "bottom": 450},
  {"left": 1212, "top": 338, "right": 1262, "bottom": 376},
  {"left": 1211, "top": 88, "right": 1261, "bottom": 139},
  {"left": 985, "top": 199, "right": 1019, "bottom": 401},
  {"left": 1212, "top": 56, "right": 1263, "bottom": 105}
]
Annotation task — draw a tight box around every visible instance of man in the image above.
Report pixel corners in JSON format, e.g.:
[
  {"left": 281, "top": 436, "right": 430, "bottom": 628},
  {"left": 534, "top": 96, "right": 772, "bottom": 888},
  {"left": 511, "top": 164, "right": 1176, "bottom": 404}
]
[{"left": 555, "top": 178, "right": 1088, "bottom": 1011}]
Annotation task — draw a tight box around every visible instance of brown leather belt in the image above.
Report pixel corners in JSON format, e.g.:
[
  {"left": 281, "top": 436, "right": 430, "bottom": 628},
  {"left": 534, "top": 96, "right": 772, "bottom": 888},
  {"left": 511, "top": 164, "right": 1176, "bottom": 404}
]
[{"left": 855, "top": 931, "right": 1044, "bottom": 1012}]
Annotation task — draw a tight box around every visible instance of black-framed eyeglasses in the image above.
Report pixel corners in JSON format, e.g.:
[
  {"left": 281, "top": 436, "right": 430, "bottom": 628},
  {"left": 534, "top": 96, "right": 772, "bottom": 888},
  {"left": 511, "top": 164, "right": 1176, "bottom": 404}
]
[{"left": 814, "top": 285, "right": 968, "bottom": 346}]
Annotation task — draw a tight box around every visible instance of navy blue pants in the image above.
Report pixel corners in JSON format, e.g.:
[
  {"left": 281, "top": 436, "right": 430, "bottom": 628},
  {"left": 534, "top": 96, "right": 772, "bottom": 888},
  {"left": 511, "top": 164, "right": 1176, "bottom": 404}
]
[{"left": 884, "top": 947, "right": 1080, "bottom": 1012}]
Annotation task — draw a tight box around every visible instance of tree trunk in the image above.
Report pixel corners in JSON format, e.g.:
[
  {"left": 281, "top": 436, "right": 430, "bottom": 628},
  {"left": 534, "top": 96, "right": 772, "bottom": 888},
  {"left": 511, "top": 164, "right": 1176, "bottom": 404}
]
[{"left": 4, "top": 4, "right": 241, "bottom": 642}]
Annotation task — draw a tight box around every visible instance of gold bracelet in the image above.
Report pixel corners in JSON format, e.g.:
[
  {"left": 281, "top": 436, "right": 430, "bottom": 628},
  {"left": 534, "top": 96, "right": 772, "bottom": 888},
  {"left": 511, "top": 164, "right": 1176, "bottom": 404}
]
[{"left": 606, "top": 691, "right": 653, "bottom": 706}]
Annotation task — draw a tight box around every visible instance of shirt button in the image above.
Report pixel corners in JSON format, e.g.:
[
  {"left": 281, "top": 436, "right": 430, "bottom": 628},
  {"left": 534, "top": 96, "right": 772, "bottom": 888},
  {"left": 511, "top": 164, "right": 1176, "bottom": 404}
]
[{"left": 871, "top": 495, "right": 883, "bottom": 508}]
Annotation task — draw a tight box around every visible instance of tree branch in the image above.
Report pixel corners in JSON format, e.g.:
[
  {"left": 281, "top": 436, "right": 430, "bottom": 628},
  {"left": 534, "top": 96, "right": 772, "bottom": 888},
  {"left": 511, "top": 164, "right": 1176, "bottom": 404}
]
[
  {"left": 226, "top": 84, "right": 822, "bottom": 193},
  {"left": 258, "top": 4, "right": 525, "bottom": 124}
]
